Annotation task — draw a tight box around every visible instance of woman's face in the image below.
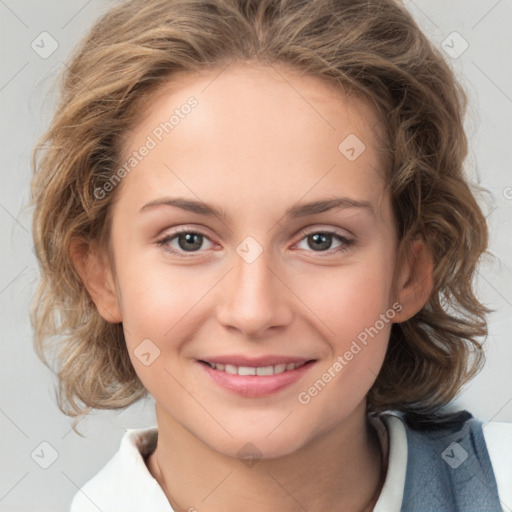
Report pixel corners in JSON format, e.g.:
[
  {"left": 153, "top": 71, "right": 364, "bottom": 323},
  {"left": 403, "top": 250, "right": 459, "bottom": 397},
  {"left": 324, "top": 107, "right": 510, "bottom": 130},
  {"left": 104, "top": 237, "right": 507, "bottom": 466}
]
[{"left": 103, "top": 63, "right": 400, "bottom": 458}]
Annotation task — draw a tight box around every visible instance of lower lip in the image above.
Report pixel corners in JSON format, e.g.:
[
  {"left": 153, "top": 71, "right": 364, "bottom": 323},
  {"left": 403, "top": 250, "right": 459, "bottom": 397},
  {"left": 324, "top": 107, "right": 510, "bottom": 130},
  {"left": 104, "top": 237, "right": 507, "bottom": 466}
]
[{"left": 199, "top": 361, "right": 315, "bottom": 398}]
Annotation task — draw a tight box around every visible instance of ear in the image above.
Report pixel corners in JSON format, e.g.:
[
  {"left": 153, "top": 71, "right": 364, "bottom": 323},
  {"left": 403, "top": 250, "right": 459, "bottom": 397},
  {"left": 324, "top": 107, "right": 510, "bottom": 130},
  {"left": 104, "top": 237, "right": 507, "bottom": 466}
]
[
  {"left": 69, "top": 238, "right": 122, "bottom": 324},
  {"left": 393, "top": 237, "right": 434, "bottom": 323}
]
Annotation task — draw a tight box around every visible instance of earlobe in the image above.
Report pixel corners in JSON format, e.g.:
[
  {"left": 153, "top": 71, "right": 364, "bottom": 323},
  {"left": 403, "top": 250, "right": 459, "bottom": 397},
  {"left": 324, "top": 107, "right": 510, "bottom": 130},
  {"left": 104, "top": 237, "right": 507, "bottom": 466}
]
[
  {"left": 69, "top": 238, "right": 122, "bottom": 324},
  {"left": 393, "top": 238, "right": 434, "bottom": 323}
]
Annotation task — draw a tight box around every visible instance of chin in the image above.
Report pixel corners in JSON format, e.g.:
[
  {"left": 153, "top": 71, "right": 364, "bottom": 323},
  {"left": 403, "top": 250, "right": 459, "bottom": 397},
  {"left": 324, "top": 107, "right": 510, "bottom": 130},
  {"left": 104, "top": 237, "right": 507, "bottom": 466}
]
[{"left": 198, "top": 426, "right": 313, "bottom": 462}]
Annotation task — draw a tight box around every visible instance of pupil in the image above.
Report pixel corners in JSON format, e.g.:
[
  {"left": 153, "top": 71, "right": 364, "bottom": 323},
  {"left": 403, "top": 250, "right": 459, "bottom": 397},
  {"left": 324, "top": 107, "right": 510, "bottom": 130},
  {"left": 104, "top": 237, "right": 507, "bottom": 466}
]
[
  {"left": 175, "top": 233, "right": 332, "bottom": 252},
  {"left": 309, "top": 233, "right": 331, "bottom": 251},
  {"left": 178, "top": 233, "right": 202, "bottom": 251}
]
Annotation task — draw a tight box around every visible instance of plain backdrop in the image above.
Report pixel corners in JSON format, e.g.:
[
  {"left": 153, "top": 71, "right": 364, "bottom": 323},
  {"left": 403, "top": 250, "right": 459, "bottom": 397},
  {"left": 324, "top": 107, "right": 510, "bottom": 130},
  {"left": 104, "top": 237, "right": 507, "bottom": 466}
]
[{"left": 0, "top": 1, "right": 511, "bottom": 511}]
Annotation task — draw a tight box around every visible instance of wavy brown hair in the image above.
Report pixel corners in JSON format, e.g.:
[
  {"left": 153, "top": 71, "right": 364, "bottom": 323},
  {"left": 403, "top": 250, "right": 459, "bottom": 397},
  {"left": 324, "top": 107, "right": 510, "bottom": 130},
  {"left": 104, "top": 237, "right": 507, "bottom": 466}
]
[{"left": 29, "top": 0, "right": 489, "bottom": 428}]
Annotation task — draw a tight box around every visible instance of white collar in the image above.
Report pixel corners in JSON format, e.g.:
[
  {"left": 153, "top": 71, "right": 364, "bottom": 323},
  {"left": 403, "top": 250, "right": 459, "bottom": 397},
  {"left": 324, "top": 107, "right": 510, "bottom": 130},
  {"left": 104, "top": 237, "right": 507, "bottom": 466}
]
[{"left": 70, "top": 412, "right": 407, "bottom": 511}]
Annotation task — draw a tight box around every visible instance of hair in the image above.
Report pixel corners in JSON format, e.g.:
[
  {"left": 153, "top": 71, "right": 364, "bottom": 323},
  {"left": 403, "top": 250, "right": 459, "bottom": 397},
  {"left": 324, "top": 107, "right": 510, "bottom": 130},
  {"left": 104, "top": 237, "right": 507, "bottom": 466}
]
[{"left": 29, "top": 0, "right": 489, "bottom": 428}]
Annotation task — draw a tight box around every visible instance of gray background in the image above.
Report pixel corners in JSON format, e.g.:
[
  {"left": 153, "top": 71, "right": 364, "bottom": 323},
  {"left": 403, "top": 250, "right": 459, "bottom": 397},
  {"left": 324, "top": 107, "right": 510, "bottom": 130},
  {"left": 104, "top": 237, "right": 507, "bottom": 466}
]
[{"left": 1, "top": 1, "right": 511, "bottom": 511}]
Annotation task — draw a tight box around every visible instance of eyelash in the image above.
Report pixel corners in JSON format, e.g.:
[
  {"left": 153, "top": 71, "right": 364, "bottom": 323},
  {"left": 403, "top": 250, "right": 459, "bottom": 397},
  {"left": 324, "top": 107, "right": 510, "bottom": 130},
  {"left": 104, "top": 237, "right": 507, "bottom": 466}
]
[{"left": 155, "top": 227, "right": 355, "bottom": 258}]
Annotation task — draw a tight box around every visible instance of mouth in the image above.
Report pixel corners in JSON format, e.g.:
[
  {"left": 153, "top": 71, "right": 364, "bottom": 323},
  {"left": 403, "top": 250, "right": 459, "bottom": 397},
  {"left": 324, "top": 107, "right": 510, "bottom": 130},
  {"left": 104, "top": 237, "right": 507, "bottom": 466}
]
[
  {"left": 197, "top": 357, "right": 316, "bottom": 397},
  {"left": 199, "top": 360, "right": 310, "bottom": 376}
]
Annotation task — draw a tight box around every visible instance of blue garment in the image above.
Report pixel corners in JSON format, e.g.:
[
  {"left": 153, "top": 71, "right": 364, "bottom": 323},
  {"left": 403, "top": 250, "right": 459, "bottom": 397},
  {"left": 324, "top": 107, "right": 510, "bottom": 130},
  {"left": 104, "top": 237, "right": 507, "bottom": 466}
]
[{"left": 400, "top": 410, "right": 503, "bottom": 511}]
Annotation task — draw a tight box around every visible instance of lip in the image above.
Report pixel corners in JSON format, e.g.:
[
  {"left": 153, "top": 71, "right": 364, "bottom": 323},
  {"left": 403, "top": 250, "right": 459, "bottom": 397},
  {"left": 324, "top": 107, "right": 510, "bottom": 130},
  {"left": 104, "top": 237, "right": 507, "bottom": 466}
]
[
  {"left": 197, "top": 356, "right": 316, "bottom": 398},
  {"left": 200, "top": 355, "right": 311, "bottom": 367}
]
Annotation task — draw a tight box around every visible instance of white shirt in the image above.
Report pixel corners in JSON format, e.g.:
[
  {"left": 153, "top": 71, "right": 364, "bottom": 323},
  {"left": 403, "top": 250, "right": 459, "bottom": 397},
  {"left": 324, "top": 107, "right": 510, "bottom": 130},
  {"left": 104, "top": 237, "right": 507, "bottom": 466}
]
[{"left": 70, "top": 413, "right": 512, "bottom": 511}]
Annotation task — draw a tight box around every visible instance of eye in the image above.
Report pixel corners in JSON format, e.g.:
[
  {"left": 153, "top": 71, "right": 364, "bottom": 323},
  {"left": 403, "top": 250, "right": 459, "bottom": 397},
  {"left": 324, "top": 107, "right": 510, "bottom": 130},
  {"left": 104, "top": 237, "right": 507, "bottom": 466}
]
[
  {"left": 295, "top": 229, "right": 354, "bottom": 254},
  {"left": 155, "top": 229, "right": 214, "bottom": 256},
  {"left": 155, "top": 227, "right": 354, "bottom": 258}
]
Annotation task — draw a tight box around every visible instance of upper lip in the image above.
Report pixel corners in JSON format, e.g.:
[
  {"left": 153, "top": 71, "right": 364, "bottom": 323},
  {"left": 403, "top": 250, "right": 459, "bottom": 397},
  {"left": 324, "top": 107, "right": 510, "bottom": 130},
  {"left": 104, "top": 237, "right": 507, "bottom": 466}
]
[{"left": 199, "top": 355, "right": 315, "bottom": 367}]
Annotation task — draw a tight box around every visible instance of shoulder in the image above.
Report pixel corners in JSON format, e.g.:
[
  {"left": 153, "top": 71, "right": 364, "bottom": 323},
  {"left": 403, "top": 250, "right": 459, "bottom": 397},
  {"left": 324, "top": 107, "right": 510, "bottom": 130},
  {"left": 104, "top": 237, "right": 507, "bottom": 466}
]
[
  {"left": 69, "top": 427, "right": 170, "bottom": 512},
  {"left": 390, "top": 409, "right": 511, "bottom": 511},
  {"left": 482, "top": 420, "right": 512, "bottom": 509}
]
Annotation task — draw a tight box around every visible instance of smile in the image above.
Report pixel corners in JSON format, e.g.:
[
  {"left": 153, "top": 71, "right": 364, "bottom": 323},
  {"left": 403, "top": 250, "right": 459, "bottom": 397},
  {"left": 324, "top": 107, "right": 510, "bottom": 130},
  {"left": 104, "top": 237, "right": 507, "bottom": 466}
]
[
  {"left": 198, "top": 357, "right": 316, "bottom": 397},
  {"left": 201, "top": 361, "right": 308, "bottom": 376}
]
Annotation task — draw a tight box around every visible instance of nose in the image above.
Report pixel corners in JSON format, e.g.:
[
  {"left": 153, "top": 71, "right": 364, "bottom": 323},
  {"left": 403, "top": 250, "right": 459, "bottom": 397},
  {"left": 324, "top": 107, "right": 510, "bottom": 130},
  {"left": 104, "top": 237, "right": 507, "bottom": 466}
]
[{"left": 215, "top": 246, "right": 294, "bottom": 339}]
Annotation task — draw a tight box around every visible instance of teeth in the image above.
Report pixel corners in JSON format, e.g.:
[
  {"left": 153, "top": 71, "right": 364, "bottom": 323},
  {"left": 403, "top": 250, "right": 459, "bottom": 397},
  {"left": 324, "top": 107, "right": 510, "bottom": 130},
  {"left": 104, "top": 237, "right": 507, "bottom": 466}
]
[
  {"left": 207, "top": 361, "right": 306, "bottom": 375},
  {"left": 256, "top": 366, "right": 274, "bottom": 376},
  {"left": 225, "top": 364, "right": 238, "bottom": 375},
  {"left": 238, "top": 366, "right": 256, "bottom": 376},
  {"left": 274, "top": 364, "right": 287, "bottom": 374}
]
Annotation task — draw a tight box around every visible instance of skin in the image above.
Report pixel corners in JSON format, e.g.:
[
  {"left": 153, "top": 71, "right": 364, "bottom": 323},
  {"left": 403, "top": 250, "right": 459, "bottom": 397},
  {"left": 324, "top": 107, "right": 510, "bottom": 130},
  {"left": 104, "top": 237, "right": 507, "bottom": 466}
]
[{"left": 73, "top": 62, "right": 433, "bottom": 511}]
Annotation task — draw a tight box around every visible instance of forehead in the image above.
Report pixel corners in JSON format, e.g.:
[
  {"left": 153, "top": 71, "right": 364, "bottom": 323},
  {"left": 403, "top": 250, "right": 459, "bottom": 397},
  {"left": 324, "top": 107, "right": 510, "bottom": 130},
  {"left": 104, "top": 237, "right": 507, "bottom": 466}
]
[
  {"left": 125, "top": 62, "right": 383, "bottom": 147},
  {"left": 114, "top": 62, "right": 387, "bottom": 216}
]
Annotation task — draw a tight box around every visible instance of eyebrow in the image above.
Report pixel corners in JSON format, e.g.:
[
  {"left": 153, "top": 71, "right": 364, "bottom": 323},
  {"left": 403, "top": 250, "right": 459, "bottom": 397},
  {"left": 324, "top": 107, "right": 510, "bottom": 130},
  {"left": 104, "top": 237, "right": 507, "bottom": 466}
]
[{"left": 139, "top": 196, "right": 374, "bottom": 219}]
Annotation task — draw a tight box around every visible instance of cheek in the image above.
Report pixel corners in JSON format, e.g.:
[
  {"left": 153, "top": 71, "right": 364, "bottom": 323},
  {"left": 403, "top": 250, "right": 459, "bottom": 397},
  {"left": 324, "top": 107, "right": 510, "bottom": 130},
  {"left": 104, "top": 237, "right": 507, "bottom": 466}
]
[
  {"left": 295, "top": 262, "right": 394, "bottom": 422},
  {"left": 292, "top": 253, "right": 395, "bottom": 400},
  {"left": 299, "top": 258, "right": 394, "bottom": 338},
  {"left": 115, "top": 259, "right": 229, "bottom": 405},
  {"left": 114, "top": 258, "right": 201, "bottom": 353},
  {"left": 117, "top": 265, "right": 196, "bottom": 403}
]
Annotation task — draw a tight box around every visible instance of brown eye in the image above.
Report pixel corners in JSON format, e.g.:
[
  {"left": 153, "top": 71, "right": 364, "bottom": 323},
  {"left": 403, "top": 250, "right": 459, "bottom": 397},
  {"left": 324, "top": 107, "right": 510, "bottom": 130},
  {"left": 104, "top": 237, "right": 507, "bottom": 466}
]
[
  {"left": 295, "top": 230, "right": 354, "bottom": 254},
  {"left": 156, "top": 229, "right": 214, "bottom": 256},
  {"left": 307, "top": 233, "right": 334, "bottom": 251},
  {"left": 175, "top": 232, "right": 204, "bottom": 251}
]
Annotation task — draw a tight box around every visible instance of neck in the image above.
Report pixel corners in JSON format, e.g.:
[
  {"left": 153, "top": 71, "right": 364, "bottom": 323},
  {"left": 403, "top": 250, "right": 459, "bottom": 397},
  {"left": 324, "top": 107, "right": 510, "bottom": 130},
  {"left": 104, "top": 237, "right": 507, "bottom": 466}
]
[{"left": 146, "top": 401, "right": 385, "bottom": 512}]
